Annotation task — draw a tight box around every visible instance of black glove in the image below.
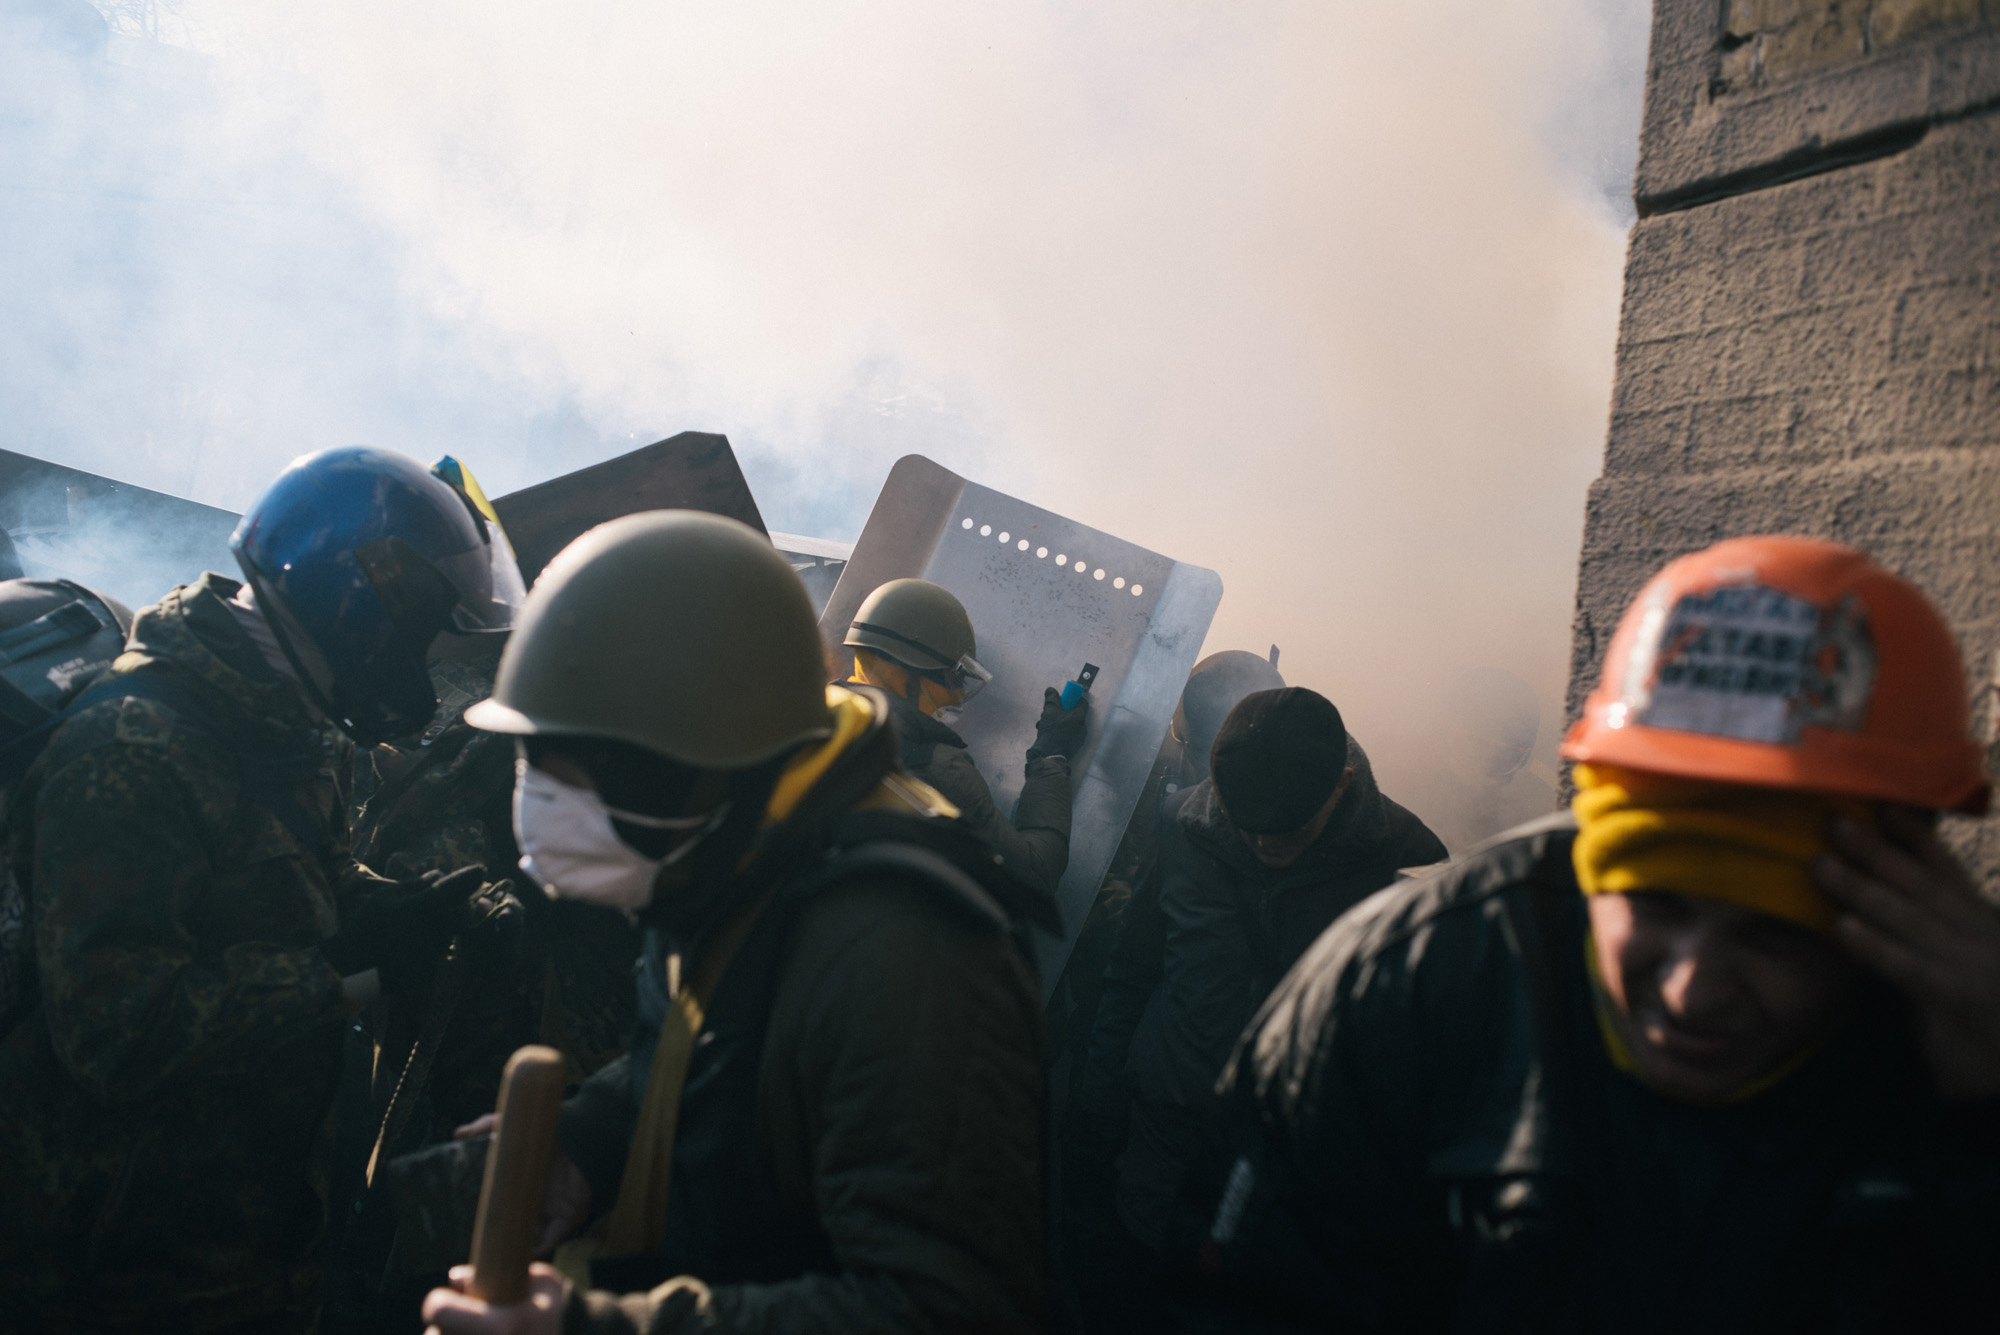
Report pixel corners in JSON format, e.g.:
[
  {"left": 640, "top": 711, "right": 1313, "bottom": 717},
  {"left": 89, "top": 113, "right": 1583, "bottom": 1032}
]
[
  {"left": 335, "top": 864, "right": 490, "bottom": 997},
  {"left": 1027, "top": 686, "right": 1090, "bottom": 762},
  {"left": 461, "top": 877, "right": 527, "bottom": 977}
]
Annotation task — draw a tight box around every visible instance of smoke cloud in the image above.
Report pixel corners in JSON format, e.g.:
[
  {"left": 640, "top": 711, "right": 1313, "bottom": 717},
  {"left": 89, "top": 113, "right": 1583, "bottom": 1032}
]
[{"left": 2, "top": 0, "right": 1647, "bottom": 817}]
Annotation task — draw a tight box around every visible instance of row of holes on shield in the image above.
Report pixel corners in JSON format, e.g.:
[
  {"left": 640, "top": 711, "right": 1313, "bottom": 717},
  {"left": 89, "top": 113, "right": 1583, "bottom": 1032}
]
[{"left": 961, "top": 517, "right": 1144, "bottom": 595}]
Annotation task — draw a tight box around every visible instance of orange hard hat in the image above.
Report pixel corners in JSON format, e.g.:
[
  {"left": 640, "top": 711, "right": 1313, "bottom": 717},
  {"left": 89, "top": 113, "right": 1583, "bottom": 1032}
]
[{"left": 1562, "top": 535, "right": 1989, "bottom": 814}]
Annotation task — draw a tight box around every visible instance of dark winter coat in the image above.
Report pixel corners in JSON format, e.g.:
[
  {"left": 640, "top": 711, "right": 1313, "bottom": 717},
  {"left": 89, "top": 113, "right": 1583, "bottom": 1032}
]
[
  {"left": 874, "top": 686, "right": 1073, "bottom": 895},
  {"left": 1104, "top": 736, "right": 1445, "bottom": 1246},
  {"left": 553, "top": 691, "right": 1050, "bottom": 1335},
  {"left": 351, "top": 653, "right": 638, "bottom": 1130},
  {"left": 1193, "top": 817, "right": 2000, "bottom": 1334},
  {"left": 0, "top": 574, "right": 385, "bottom": 1332}
]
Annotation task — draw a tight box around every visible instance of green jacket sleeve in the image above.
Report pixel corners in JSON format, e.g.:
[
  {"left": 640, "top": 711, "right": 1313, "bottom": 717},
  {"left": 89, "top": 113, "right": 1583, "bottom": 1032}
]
[
  {"left": 31, "top": 716, "right": 344, "bottom": 1104},
  {"left": 563, "top": 878, "right": 1047, "bottom": 1335},
  {"left": 920, "top": 746, "right": 1072, "bottom": 895},
  {"left": 560, "top": 1052, "right": 641, "bottom": 1209}
]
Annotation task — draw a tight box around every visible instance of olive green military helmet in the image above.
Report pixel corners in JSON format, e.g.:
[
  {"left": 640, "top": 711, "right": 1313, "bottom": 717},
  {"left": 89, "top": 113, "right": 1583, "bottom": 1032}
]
[
  {"left": 843, "top": 578, "right": 977, "bottom": 673},
  {"left": 465, "top": 511, "right": 831, "bottom": 769}
]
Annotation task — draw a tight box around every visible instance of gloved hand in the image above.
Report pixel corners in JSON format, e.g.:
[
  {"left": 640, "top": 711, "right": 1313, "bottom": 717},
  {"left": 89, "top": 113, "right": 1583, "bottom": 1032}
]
[
  {"left": 462, "top": 877, "right": 528, "bottom": 977},
  {"left": 334, "top": 864, "right": 490, "bottom": 998},
  {"left": 1027, "top": 686, "right": 1090, "bottom": 762}
]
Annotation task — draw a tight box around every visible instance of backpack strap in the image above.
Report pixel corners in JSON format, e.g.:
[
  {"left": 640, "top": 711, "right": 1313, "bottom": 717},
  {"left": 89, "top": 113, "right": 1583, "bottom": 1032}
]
[
  {"left": 824, "top": 805, "right": 1062, "bottom": 960},
  {"left": 0, "top": 595, "right": 106, "bottom": 665}
]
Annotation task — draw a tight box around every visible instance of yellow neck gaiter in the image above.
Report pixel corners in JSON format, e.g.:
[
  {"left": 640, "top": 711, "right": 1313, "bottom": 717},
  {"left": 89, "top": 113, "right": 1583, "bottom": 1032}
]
[
  {"left": 1570, "top": 763, "right": 1871, "bottom": 933},
  {"left": 850, "top": 648, "right": 963, "bottom": 719},
  {"left": 763, "top": 684, "right": 875, "bottom": 828}
]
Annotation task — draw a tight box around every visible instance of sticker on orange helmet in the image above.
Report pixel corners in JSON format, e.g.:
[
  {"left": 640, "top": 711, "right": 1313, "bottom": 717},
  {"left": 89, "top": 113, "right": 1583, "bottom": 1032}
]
[{"left": 1619, "top": 585, "right": 1877, "bottom": 744}]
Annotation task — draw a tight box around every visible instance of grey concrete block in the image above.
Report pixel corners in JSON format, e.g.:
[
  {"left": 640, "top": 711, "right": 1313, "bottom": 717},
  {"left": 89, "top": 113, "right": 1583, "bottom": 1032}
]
[
  {"left": 1635, "top": 0, "right": 2000, "bottom": 212},
  {"left": 1597, "top": 113, "right": 2000, "bottom": 480}
]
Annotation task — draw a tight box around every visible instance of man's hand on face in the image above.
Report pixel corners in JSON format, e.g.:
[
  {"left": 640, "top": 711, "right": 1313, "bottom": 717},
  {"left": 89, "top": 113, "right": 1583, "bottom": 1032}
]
[
  {"left": 422, "top": 1263, "right": 565, "bottom": 1335},
  {"left": 1812, "top": 808, "right": 2000, "bottom": 1101},
  {"left": 452, "top": 1115, "right": 595, "bottom": 1257}
]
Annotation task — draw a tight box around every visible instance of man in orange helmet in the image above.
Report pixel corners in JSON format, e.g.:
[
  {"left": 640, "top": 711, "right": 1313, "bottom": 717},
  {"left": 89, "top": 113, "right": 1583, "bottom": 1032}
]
[{"left": 1184, "top": 537, "right": 2000, "bottom": 1332}]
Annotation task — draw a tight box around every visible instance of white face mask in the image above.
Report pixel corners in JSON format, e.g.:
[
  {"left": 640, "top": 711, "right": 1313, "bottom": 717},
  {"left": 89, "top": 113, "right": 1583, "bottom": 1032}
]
[{"left": 512, "top": 759, "right": 726, "bottom": 912}]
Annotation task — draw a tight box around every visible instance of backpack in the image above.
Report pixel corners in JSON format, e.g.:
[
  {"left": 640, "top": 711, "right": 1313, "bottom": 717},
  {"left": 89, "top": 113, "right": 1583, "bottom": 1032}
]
[
  {"left": 0, "top": 580, "right": 328, "bottom": 1034},
  {"left": 0, "top": 579, "right": 131, "bottom": 1031}
]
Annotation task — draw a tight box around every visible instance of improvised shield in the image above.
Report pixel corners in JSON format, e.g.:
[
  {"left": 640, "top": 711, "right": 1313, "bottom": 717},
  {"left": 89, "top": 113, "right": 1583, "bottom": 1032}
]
[
  {"left": 491, "top": 431, "right": 766, "bottom": 583},
  {"left": 1, "top": 432, "right": 768, "bottom": 605},
  {"left": 769, "top": 530, "right": 853, "bottom": 616},
  {"left": 820, "top": 455, "right": 1223, "bottom": 988},
  {"left": 0, "top": 448, "right": 240, "bottom": 611}
]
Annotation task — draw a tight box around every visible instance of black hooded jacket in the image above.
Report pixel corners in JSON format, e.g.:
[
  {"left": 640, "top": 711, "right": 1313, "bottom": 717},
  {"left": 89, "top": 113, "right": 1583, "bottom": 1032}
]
[
  {"left": 1097, "top": 735, "right": 1444, "bottom": 1247},
  {"left": 1189, "top": 816, "right": 2000, "bottom": 1334},
  {"left": 869, "top": 687, "right": 1073, "bottom": 896}
]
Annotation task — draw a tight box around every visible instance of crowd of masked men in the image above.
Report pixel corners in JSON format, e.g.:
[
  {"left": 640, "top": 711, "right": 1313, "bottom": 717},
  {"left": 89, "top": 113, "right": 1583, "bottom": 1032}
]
[{"left": 0, "top": 446, "right": 1995, "bottom": 1335}]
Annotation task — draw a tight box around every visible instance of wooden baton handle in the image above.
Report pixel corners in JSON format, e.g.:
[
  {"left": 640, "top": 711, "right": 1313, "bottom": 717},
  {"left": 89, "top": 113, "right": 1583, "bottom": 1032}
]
[{"left": 467, "top": 1044, "right": 567, "bottom": 1304}]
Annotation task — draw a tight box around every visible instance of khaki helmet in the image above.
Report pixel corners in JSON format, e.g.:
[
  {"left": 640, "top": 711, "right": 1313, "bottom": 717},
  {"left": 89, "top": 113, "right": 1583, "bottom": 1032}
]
[
  {"left": 465, "top": 511, "right": 831, "bottom": 769},
  {"left": 844, "top": 578, "right": 976, "bottom": 672}
]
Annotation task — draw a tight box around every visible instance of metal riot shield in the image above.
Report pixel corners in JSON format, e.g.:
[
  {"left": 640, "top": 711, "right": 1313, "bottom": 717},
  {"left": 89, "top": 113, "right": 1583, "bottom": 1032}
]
[
  {"left": 491, "top": 431, "right": 766, "bottom": 582},
  {"left": 0, "top": 448, "right": 240, "bottom": 610},
  {"left": 1, "top": 432, "right": 768, "bottom": 606},
  {"left": 769, "top": 531, "right": 853, "bottom": 616},
  {"left": 819, "top": 455, "right": 1223, "bottom": 988}
]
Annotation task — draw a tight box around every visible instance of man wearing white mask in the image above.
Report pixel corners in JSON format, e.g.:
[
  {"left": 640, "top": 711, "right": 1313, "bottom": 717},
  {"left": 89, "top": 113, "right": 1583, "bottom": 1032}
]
[{"left": 422, "top": 511, "right": 1054, "bottom": 1335}]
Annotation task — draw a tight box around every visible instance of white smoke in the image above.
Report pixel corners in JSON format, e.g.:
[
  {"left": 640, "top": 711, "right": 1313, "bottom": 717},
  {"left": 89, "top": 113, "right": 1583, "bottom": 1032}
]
[{"left": 3, "top": 0, "right": 1648, "bottom": 816}]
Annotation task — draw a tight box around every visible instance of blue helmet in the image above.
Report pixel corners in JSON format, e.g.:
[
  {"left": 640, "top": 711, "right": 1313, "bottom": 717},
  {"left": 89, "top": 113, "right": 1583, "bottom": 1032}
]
[{"left": 231, "top": 447, "right": 526, "bottom": 744}]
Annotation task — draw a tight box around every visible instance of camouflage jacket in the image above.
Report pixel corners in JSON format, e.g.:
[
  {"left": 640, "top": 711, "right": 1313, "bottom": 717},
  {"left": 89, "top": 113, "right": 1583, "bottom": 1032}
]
[
  {"left": 352, "top": 655, "right": 636, "bottom": 1138},
  {"left": 0, "top": 573, "right": 384, "bottom": 1333}
]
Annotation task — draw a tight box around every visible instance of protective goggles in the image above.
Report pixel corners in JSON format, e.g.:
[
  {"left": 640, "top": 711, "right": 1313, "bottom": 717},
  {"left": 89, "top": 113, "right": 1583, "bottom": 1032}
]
[
  {"left": 925, "top": 653, "right": 992, "bottom": 704},
  {"left": 849, "top": 618, "right": 993, "bottom": 703}
]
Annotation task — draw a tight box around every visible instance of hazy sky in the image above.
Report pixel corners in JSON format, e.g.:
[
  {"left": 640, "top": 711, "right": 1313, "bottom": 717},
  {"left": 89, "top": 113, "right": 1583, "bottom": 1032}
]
[{"left": 2, "top": 0, "right": 1650, "bottom": 791}]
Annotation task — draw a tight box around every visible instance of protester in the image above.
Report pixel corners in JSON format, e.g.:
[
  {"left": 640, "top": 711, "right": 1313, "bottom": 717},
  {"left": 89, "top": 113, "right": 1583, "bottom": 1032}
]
[
  {"left": 1047, "top": 648, "right": 1283, "bottom": 1323},
  {"left": 1191, "top": 537, "right": 2000, "bottom": 1332},
  {"left": 1086, "top": 686, "right": 1444, "bottom": 1325},
  {"left": 840, "top": 576, "right": 1085, "bottom": 895},
  {"left": 328, "top": 463, "right": 640, "bottom": 1335},
  {"left": 0, "top": 447, "right": 521, "bottom": 1333},
  {"left": 421, "top": 512, "right": 1053, "bottom": 1334}
]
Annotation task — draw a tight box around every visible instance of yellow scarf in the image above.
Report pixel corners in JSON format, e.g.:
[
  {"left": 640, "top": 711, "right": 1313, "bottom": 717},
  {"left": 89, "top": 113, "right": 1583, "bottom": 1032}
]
[
  {"left": 561, "top": 686, "right": 956, "bottom": 1275},
  {"left": 1569, "top": 763, "right": 1872, "bottom": 933},
  {"left": 850, "top": 648, "right": 964, "bottom": 719}
]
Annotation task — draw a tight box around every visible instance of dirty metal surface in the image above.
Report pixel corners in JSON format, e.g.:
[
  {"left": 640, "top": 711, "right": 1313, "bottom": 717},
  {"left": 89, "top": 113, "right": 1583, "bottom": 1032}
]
[
  {"left": 0, "top": 447, "right": 241, "bottom": 610},
  {"left": 491, "top": 432, "right": 766, "bottom": 582},
  {"left": 2, "top": 432, "right": 768, "bottom": 608},
  {"left": 821, "top": 455, "right": 1223, "bottom": 988}
]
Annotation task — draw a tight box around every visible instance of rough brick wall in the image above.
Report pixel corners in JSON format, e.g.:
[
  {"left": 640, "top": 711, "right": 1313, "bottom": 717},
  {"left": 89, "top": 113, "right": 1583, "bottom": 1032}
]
[
  {"left": 1721, "top": 0, "right": 1996, "bottom": 90},
  {"left": 1567, "top": 0, "right": 2000, "bottom": 869}
]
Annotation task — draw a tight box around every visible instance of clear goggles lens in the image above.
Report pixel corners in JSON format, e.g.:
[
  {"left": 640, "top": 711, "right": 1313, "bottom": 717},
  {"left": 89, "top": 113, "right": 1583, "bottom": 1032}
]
[{"left": 939, "top": 653, "right": 991, "bottom": 703}]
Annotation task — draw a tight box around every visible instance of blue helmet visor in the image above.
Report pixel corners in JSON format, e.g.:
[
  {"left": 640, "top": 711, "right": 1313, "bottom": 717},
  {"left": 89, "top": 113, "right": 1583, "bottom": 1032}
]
[{"left": 231, "top": 447, "right": 527, "bottom": 745}]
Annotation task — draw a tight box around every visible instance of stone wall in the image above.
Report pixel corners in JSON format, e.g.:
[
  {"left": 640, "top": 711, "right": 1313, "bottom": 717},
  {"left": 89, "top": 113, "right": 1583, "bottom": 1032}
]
[
  {"left": 1567, "top": 0, "right": 2000, "bottom": 867},
  {"left": 1720, "top": 0, "right": 1996, "bottom": 92}
]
